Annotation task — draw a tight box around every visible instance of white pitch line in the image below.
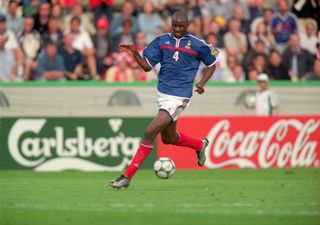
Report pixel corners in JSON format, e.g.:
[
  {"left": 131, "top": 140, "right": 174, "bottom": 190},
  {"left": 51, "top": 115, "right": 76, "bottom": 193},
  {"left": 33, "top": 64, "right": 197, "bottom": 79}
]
[{"left": 0, "top": 203, "right": 320, "bottom": 216}]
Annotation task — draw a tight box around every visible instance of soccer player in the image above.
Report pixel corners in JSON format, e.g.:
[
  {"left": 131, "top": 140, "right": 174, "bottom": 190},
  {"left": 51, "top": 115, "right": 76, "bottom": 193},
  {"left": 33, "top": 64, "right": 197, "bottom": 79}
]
[{"left": 109, "top": 10, "right": 219, "bottom": 189}]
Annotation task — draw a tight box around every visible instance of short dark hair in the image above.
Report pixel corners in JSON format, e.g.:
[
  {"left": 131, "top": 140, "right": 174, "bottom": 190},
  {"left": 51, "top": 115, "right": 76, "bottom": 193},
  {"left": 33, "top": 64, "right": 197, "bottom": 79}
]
[
  {"left": 45, "top": 40, "right": 56, "bottom": 48},
  {"left": 8, "top": 0, "right": 19, "bottom": 5},
  {"left": 269, "top": 49, "right": 281, "bottom": 56},
  {"left": 122, "top": 18, "right": 132, "bottom": 27},
  {"left": 254, "top": 53, "right": 266, "bottom": 59},
  {"left": 71, "top": 16, "right": 81, "bottom": 24}
]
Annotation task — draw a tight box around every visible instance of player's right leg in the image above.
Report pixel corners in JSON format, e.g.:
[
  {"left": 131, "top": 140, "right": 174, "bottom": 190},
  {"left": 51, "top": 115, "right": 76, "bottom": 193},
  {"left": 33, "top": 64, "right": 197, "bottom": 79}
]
[{"left": 109, "top": 110, "right": 172, "bottom": 189}]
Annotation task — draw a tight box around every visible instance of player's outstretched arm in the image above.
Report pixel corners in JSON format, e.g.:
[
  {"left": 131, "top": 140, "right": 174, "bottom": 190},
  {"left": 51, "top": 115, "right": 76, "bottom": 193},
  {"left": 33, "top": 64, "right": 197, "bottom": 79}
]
[
  {"left": 119, "top": 44, "right": 153, "bottom": 72},
  {"left": 195, "top": 64, "right": 216, "bottom": 95}
]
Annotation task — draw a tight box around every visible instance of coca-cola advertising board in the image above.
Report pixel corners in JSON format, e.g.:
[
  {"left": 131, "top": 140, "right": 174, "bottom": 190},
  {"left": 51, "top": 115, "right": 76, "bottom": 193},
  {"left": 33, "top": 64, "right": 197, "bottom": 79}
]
[{"left": 157, "top": 116, "right": 320, "bottom": 169}]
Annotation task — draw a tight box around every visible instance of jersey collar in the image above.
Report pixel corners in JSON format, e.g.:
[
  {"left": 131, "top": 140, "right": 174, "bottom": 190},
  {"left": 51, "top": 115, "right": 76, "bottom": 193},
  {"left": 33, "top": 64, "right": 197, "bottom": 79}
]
[{"left": 169, "top": 32, "right": 191, "bottom": 39}]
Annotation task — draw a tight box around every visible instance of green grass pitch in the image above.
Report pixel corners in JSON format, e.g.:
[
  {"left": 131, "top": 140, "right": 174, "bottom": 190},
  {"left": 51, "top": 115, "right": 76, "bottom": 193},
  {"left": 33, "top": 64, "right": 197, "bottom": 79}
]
[{"left": 0, "top": 169, "right": 319, "bottom": 225}]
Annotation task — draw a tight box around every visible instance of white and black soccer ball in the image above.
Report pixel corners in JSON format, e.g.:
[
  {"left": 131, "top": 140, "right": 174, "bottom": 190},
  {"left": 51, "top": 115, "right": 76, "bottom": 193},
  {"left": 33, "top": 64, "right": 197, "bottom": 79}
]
[{"left": 153, "top": 157, "right": 176, "bottom": 179}]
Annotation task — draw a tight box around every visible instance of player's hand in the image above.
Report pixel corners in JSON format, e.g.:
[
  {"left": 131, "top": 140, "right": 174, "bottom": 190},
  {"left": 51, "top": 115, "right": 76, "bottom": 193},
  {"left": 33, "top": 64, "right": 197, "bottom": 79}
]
[
  {"left": 119, "top": 44, "right": 135, "bottom": 55},
  {"left": 195, "top": 83, "right": 205, "bottom": 94}
]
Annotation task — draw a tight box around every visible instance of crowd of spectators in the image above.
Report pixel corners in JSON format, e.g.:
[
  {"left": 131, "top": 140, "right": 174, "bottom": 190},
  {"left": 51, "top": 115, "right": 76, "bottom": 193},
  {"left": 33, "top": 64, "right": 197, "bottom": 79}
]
[{"left": 0, "top": 0, "right": 319, "bottom": 82}]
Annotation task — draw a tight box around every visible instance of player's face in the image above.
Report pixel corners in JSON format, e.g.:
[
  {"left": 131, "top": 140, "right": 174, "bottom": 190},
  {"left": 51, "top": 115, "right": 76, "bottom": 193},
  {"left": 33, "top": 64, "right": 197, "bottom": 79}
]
[
  {"left": 258, "top": 81, "right": 268, "bottom": 90},
  {"left": 172, "top": 19, "right": 188, "bottom": 39}
]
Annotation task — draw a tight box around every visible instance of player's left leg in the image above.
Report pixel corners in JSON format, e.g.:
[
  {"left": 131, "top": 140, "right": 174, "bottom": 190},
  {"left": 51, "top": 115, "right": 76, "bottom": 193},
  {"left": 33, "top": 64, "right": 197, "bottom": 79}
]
[
  {"left": 161, "top": 122, "right": 209, "bottom": 166},
  {"left": 109, "top": 110, "right": 172, "bottom": 189}
]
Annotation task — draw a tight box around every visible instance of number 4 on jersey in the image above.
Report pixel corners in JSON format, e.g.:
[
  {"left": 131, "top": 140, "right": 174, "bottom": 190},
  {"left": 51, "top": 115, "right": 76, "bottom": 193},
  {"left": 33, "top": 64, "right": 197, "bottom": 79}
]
[{"left": 173, "top": 51, "right": 179, "bottom": 61}]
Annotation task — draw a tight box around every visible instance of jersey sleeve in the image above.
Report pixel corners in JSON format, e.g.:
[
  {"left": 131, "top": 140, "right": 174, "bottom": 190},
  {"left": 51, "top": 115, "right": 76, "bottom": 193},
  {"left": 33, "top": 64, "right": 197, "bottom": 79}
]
[
  {"left": 142, "top": 37, "right": 162, "bottom": 67},
  {"left": 198, "top": 43, "right": 219, "bottom": 67}
]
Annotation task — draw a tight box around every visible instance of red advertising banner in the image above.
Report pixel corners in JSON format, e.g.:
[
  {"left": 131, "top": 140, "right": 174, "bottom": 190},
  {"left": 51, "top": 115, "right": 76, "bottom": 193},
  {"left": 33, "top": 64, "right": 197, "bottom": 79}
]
[{"left": 157, "top": 116, "right": 320, "bottom": 169}]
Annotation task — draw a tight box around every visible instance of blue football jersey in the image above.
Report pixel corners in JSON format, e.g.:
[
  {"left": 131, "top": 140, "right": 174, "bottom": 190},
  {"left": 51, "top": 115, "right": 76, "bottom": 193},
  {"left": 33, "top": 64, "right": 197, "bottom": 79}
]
[{"left": 143, "top": 32, "right": 219, "bottom": 98}]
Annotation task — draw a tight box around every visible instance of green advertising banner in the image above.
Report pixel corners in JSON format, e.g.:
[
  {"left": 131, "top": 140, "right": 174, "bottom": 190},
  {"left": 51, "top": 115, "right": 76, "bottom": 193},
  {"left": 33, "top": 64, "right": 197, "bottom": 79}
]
[{"left": 0, "top": 117, "right": 156, "bottom": 171}]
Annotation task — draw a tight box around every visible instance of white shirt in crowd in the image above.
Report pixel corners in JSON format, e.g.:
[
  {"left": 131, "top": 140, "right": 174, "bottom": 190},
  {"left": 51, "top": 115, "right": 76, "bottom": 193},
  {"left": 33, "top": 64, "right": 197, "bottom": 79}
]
[
  {"left": 299, "top": 32, "right": 318, "bottom": 55},
  {"left": 4, "top": 30, "right": 19, "bottom": 50},
  {"left": 255, "top": 88, "right": 279, "bottom": 116},
  {"left": 65, "top": 29, "right": 93, "bottom": 52}
]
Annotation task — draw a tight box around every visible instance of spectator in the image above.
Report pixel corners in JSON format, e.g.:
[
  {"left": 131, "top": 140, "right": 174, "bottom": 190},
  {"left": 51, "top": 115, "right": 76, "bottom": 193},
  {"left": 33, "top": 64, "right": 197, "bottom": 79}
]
[
  {"left": 67, "top": 16, "right": 98, "bottom": 79},
  {"left": 304, "top": 58, "right": 320, "bottom": 80},
  {"left": 247, "top": 66, "right": 259, "bottom": 81},
  {"left": 6, "top": 0, "right": 23, "bottom": 37},
  {"left": 214, "top": 16, "right": 228, "bottom": 35},
  {"left": 109, "top": 0, "right": 138, "bottom": 38},
  {"left": 51, "top": 3, "right": 63, "bottom": 19},
  {"left": 93, "top": 17, "right": 110, "bottom": 76},
  {"left": 63, "top": 3, "right": 96, "bottom": 35},
  {"left": 187, "top": 0, "right": 205, "bottom": 36},
  {"left": 105, "top": 52, "right": 134, "bottom": 82},
  {"left": 0, "top": 14, "right": 24, "bottom": 79},
  {"left": 134, "top": 31, "right": 147, "bottom": 54},
  {"left": 42, "top": 17, "right": 64, "bottom": 50},
  {"left": 202, "top": 33, "right": 227, "bottom": 82},
  {"left": 300, "top": 19, "right": 318, "bottom": 55},
  {"left": 232, "top": 5, "right": 250, "bottom": 34},
  {"left": 187, "top": 19, "right": 200, "bottom": 37},
  {"left": 225, "top": 64, "right": 245, "bottom": 82},
  {"left": 21, "top": 0, "right": 40, "bottom": 17},
  {"left": 207, "top": 19, "right": 224, "bottom": 48},
  {"left": 255, "top": 73, "right": 280, "bottom": 116},
  {"left": 36, "top": 41, "right": 66, "bottom": 81},
  {"left": 110, "top": 18, "right": 135, "bottom": 53},
  {"left": 220, "top": 55, "right": 237, "bottom": 82},
  {"left": 248, "top": 0, "right": 264, "bottom": 21},
  {"left": 205, "top": 0, "right": 238, "bottom": 21},
  {"left": 223, "top": 19, "right": 248, "bottom": 63},
  {"left": 282, "top": 33, "right": 314, "bottom": 80},
  {"left": 251, "top": 7, "right": 273, "bottom": 35},
  {"left": 18, "top": 16, "right": 42, "bottom": 80},
  {"left": 88, "top": 0, "right": 113, "bottom": 23},
  {"left": 161, "top": 0, "right": 188, "bottom": 23},
  {"left": 227, "top": 0, "right": 251, "bottom": 21},
  {"left": 271, "top": 0, "right": 298, "bottom": 53},
  {"left": 138, "top": 0, "right": 163, "bottom": 43},
  {"left": 194, "top": 0, "right": 208, "bottom": 36},
  {"left": 132, "top": 31, "right": 151, "bottom": 81},
  {"left": 58, "top": 0, "right": 77, "bottom": 16},
  {"left": 33, "top": 1, "right": 51, "bottom": 34},
  {"left": 250, "top": 53, "right": 268, "bottom": 75},
  {"left": 59, "top": 33, "right": 83, "bottom": 80},
  {"left": 0, "top": 33, "right": 17, "bottom": 81},
  {"left": 248, "top": 21, "right": 276, "bottom": 50},
  {"left": 267, "top": 49, "right": 290, "bottom": 80},
  {"left": 208, "top": 0, "right": 250, "bottom": 20},
  {"left": 243, "top": 39, "right": 267, "bottom": 75}
]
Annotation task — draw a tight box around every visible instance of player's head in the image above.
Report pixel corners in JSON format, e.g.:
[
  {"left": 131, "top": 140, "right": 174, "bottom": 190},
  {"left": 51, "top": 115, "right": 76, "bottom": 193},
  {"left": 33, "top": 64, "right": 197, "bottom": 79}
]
[
  {"left": 171, "top": 10, "right": 188, "bottom": 38},
  {"left": 257, "top": 73, "right": 269, "bottom": 90}
]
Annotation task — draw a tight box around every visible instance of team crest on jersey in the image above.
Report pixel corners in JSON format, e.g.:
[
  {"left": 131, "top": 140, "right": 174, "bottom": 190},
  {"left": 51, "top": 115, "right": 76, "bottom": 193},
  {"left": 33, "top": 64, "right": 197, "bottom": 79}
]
[
  {"left": 185, "top": 40, "right": 192, "bottom": 49},
  {"left": 209, "top": 45, "right": 219, "bottom": 56}
]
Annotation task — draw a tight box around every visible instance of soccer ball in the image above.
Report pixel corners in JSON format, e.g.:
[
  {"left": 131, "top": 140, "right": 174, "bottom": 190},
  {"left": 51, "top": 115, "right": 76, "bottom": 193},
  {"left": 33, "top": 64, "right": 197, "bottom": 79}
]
[{"left": 153, "top": 157, "right": 176, "bottom": 179}]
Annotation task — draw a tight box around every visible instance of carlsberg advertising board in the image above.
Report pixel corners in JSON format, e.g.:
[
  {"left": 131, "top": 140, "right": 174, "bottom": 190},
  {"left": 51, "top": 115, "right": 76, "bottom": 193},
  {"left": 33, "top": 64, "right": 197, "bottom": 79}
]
[{"left": 0, "top": 117, "right": 156, "bottom": 171}]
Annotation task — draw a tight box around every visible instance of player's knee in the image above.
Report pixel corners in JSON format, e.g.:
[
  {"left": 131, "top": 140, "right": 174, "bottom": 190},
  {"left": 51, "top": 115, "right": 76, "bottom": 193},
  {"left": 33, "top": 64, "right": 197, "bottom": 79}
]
[{"left": 144, "top": 128, "right": 157, "bottom": 141}]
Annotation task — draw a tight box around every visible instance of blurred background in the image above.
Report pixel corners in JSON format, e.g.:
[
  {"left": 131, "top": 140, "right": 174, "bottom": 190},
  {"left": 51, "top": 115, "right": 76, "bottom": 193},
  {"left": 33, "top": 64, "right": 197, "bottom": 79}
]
[
  {"left": 0, "top": 0, "right": 319, "bottom": 82},
  {"left": 0, "top": 0, "right": 319, "bottom": 171}
]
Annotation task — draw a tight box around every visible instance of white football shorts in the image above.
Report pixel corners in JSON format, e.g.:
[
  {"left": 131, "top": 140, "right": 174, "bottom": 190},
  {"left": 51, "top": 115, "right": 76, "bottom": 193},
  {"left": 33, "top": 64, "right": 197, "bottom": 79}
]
[{"left": 156, "top": 91, "right": 190, "bottom": 121}]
